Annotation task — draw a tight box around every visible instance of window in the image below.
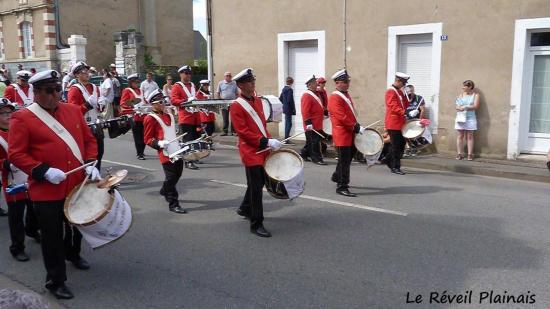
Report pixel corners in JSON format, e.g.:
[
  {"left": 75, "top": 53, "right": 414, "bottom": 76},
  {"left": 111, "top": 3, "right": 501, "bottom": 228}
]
[
  {"left": 18, "top": 0, "right": 28, "bottom": 5},
  {"left": 531, "top": 32, "right": 550, "bottom": 47},
  {"left": 21, "top": 22, "right": 32, "bottom": 58}
]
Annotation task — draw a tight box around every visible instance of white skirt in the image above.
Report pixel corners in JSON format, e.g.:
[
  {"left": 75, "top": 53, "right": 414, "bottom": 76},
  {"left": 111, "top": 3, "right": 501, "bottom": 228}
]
[{"left": 455, "top": 118, "right": 477, "bottom": 131}]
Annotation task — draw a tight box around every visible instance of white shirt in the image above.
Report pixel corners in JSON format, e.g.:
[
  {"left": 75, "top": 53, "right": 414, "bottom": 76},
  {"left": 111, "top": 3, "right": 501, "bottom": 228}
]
[
  {"left": 62, "top": 74, "right": 72, "bottom": 91},
  {"left": 140, "top": 79, "right": 159, "bottom": 101},
  {"left": 100, "top": 78, "right": 114, "bottom": 103}
]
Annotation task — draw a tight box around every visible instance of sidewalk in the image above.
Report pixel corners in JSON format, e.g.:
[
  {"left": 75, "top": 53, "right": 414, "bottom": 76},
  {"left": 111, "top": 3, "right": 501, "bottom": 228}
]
[
  {"left": 0, "top": 273, "right": 65, "bottom": 309},
  {"left": 215, "top": 135, "right": 550, "bottom": 183}
]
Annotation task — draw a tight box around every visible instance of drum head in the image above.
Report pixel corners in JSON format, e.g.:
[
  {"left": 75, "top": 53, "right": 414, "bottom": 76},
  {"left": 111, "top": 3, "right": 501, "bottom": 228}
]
[
  {"left": 264, "top": 149, "right": 303, "bottom": 182},
  {"left": 402, "top": 120, "right": 425, "bottom": 139},
  {"left": 323, "top": 117, "right": 332, "bottom": 135},
  {"left": 261, "top": 97, "right": 273, "bottom": 122},
  {"left": 97, "top": 169, "right": 128, "bottom": 189},
  {"left": 354, "top": 129, "right": 383, "bottom": 156},
  {"left": 64, "top": 182, "right": 114, "bottom": 226}
]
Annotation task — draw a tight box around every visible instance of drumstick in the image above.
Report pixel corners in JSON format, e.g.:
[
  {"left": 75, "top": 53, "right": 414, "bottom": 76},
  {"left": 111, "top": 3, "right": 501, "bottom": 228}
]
[
  {"left": 255, "top": 131, "right": 306, "bottom": 154},
  {"left": 70, "top": 160, "right": 98, "bottom": 205},
  {"left": 166, "top": 132, "right": 188, "bottom": 144},
  {"left": 310, "top": 129, "right": 325, "bottom": 138},
  {"left": 64, "top": 161, "right": 95, "bottom": 176},
  {"left": 365, "top": 120, "right": 381, "bottom": 128}
]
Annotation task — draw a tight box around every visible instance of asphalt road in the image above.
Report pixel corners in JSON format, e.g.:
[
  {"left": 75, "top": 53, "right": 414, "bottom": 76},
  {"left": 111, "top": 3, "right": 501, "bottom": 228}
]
[{"left": 0, "top": 135, "right": 549, "bottom": 308}]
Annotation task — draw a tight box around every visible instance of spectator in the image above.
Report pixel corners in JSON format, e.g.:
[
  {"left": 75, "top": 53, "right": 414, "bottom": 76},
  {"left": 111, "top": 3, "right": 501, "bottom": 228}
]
[
  {"left": 111, "top": 74, "right": 121, "bottom": 116},
  {"left": 1, "top": 64, "right": 9, "bottom": 80},
  {"left": 162, "top": 74, "right": 174, "bottom": 104},
  {"left": 0, "top": 69, "right": 7, "bottom": 82},
  {"left": 16, "top": 64, "right": 22, "bottom": 71},
  {"left": 455, "top": 80, "right": 480, "bottom": 161},
  {"left": 404, "top": 84, "right": 427, "bottom": 156},
  {"left": 0, "top": 78, "right": 6, "bottom": 97},
  {"left": 140, "top": 72, "right": 159, "bottom": 100},
  {"left": 316, "top": 76, "right": 328, "bottom": 112},
  {"left": 100, "top": 72, "right": 115, "bottom": 119},
  {"left": 29, "top": 68, "right": 36, "bottom": 76},
  {"left": 110, "top": 63, "right": 119, "bottom": 77},
  {"left": 89, "top": 66, "right": 98, "bottom": 77},
  {"left": 216, "top": 71, "right": 238, "bottom": 136},
  {"left": 279, "top": 76, "right": 295, "bottom": 143},
  {"left": 61, "top": 71, "right": 72, "bottom": 102}
]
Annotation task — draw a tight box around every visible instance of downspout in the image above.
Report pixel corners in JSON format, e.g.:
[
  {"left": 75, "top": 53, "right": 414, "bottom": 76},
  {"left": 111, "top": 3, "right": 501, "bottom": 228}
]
[
  {"left": 343, "top": 0, "right": 347, "bottom": 68},
  {"left": 54, "top": 0, "right": 69, "bottom": 48},
  {"left": 206, "top": 0, "right": 213, "bottom": 82}
]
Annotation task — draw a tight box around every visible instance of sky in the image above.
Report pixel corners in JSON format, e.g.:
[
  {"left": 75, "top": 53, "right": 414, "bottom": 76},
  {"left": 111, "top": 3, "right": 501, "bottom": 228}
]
[{"left": 193, "top": 0, "right": 207, "bottom": 38}]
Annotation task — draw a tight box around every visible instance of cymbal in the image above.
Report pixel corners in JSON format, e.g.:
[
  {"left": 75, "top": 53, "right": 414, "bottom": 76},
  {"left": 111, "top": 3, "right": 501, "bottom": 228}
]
[{"left": 96, "top": 169, "right": 128, "bottom": 188}]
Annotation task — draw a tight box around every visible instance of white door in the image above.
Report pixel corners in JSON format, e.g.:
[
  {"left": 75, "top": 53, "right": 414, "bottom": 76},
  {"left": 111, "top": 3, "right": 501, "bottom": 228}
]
[
  {"left": 286, "top": 40, "right": 319, "bottom": 139},
  {"left": 397, "top": 34, "right": 435, "bottom": 128},
  {"left": 524, "top": 51, "right": 550, "bottom": 153}
]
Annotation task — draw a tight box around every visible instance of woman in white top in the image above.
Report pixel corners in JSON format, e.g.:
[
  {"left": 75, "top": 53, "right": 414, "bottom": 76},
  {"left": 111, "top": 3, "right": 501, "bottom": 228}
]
[
  {"left": 162, "top": 74, "right": 173, "bottom": 104},
  {"left": 454, "top": 80, "right": 480, "bottom": 161},
  {"left": 100, "top": 72, "right": 115, "bottom": 119}
]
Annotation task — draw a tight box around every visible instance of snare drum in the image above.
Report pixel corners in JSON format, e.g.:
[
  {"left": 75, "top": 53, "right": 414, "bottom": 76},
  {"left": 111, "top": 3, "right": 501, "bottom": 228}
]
[
  {"left": 323, "top": 117, "right": 332, "bottom": 135},
  {"left": 401, "top": 119, "right": 425, "bottom": 139},
  {"left": 64, "top": 177, "right": 132, "bottom": 249},
  {"left": 260, "top": 97, "right": 273, "bottom": 122},
  {"left": 168, "top": 140, "right": 214, "bottom": 162},
  {"left": 354, "top": 128, "right": 383, "bottom": 156},
  {"left": 264, "top": 149, "right": 304, "bottom": 200}
]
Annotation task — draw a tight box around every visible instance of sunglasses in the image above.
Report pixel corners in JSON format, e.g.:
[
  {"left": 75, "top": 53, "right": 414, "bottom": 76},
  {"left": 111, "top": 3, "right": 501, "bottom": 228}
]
[
  {"left": 183, "top": 72, "right": 191, "bottom": 75},
  {"left": 0, "top": 111, "right": 13, "bottom": 115},
  {"left": 37, "top": 84, "right": 62, "bottom": 94}
]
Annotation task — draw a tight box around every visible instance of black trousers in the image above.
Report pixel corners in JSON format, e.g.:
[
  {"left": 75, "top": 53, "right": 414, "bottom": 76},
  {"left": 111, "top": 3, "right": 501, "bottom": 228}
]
[
  {"left": 387, "top": 129, "right": 406, "bottom": 169},
  {"left": 132, "top": 121, "right": 146, "bottom": 156},
  {"left": 221, "top": 108, "right": 234, "bottom": 133},
  {"left": 161, "top": 160, "right": 184, "bottom": 208},
  {"left": 239, "top": 166, "right": 265, "bottom": 229},
  {"left": 113, "top": 96, "right": 121, "bottom": 117},
  {"left": 301, "top": 130, "right": 323, "bottom": 162},
  {"left": 203, "top": 122, "right": 215, "bottom": 136},
  {"left": 180, "top": 124, "right": 199, "bottom": 142},
  {"left": 332, "top": 146, "right": 356, "bottom": 190},
  {"left": 96, "top": 135, "right": 104, "bottom": 171},
  {"left": 33, "top": 200, "right": 83, "bottom": 284},
  {"left": 7, "top": 198, "right": 39, "bottom": 255}
]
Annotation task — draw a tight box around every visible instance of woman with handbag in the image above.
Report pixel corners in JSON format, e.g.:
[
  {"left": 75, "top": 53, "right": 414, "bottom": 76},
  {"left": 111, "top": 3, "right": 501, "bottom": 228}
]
[{"left": 455, "top": 80, "right": 480, "bottom": 161}]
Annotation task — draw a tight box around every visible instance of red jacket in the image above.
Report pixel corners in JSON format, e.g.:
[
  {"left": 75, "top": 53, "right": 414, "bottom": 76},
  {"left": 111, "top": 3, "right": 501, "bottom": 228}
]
[
  {"left": 8, "top": 103, "right": 98, "bottom": 201},
  {"left": 4, "top": 84, "right": 32, "bottom": 106},
  {"left": 171, "top": 82, "right": 200, "bottom": 125},
  {"left": 327, "top": 91, "right": 357, "bottom": 147},
  {"left": 230, "top": 95, "right": 271, "bottom": 167},
  {"left": 120, "top": 87, "right": 145, "bottom": 122},
  {"left": 144, "top": 112, "right": 174, "bottom": 164},
  {"left": 0, "top": 130, "right": 28, "bottom": 202},
  {"left": 196, "top": 91, "right": 216, "bottom": 123},
  {"left": 384, "top": 86, "right": 410, "bottom": 130},
  {"left": 67, "top": 83, "right": 100, "bottom": 116},
  {"left": 301, "top": 91, "right": 325, "bottom": 130}
]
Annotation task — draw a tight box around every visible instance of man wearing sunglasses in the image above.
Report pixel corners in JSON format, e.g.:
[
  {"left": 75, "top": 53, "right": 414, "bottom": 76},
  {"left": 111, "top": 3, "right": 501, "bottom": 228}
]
[
  {"left": 4, "top": 70, "right": 34, "bottom": 107},
  {"left": 8, "top": 70, "right": 99, "bottom": 300}
]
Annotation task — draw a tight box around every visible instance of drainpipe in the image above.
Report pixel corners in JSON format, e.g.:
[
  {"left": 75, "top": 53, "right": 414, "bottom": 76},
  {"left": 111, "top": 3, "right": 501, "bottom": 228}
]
[
  {"left": 343, "top": 0, "right": 347, "bottom": 68},
  {"left": 206, "top": 0, "right": 213, "bottom": 82},
  {"left": 54, "top": 0, "right": 69, "bottom": 49}
]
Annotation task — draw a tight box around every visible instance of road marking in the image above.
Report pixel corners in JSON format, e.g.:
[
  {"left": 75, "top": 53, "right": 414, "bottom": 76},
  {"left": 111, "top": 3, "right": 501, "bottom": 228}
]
[
  {"left": 102, "top": 160, "right": 156, "bottom": 171},
  {"left": 209, "top": 179, "right": 407, "bottom": 216}
]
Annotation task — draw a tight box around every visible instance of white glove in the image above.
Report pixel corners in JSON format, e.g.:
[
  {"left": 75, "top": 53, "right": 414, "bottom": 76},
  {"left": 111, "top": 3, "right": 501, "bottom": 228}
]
[
  {"left": 85, "top": 166, "right": 102, "bottom": 181},
  {"left": 359, "top": 126, "right": 366, "bottom": 134},
  {"left": 305, "top": 124, "right": 313, "bottom": 131},
  {"left": 408, "top": 110, "right": 419, "bottom": 118},
  {"left": 186, "top": 96, "right": 196, "bottom": 103},
  {"left": 89, "top": 99, "right": 99, "bottom": 109},
  {"left": 9, "top": 164, "right": 18, "bottom": 172},
  {"left": 158, "top": 140, "right": 169, "bottom": 148},
  {"left": 267, "top": 139, "right": 282, "bottom": 151},
  {"left": 44, "top": 168, "right": 66, "bottom": 185}
]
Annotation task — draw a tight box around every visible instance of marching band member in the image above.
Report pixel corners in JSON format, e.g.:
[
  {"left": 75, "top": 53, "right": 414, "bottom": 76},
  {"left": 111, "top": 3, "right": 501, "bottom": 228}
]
[
  {"left": 231, "top": 68, "right": 281, "bottom": 238},
  {"left": 171, "top": 65, "right": 201, "bottom": 170},
  {"left": 300, "top": 75, "right": 326, "bottom": 165},
  {"left": 328, "top": 69, "right": 364, "bottom": 197},
  {"left": 385, "top": 72, "right": 410, "bottom": 175},
  {"left": 196, "top": 79, "right": 216, "bottom": 136},
  {"left": 4, "top": 70, "right": 34, "bottom": 107},
  {"left": 8, "top": 70, "right": 99, "bottom": 299},
  {"left": 316, "top": 76, "right": 329, "bottom": 113},
  {"left": 0, "top": 98, "right": 40, "bottom": 262},
  {"left": 120, "top": 73, "right": 147, "bottom": 160},
  {"left": 143, "top": 89, "right": 187, "bottom": 214},
  {"left": 67, "top": 61, "right": 105, "bottom": 170}
]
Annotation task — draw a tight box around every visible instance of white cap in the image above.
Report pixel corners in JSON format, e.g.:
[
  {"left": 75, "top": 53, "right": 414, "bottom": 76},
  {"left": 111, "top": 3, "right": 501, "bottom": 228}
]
[
  {"left": 89, "top": 66, "right": 97, "bottom": 72},
  {"left": 146, "top": 89, "right": 165, "bottom": 103},
  {"left": 110, "top": 63, "right": 116, "bottom": 67},
  {"left": 178, "top": 65, "right": 192, "bottom": 73},
  {"left": 232, "top": 68, "right": 255, "bottom": 83},
  {"left": 199, "top": 79, "right": 210, "bottom": 85},
  {"left": 16, "top": 70, "right": 32, "bottom": 80},
  {"left": 305, "top": 75, "right": 317, "bottom": 85},
  {"left": 127, "top": 73, "right": 139, "bottom": 81},
  {"left": 395, "top": 72, "right": 410, "bottom": 80},
  {"left": 331, "top": 69, "right": 350, "bottom": 81},
  {"left": 70, "top": 61, "right": 90, "bottom": 75},
  {"left": 28, "top": 70, "right": 60, "bottom": 85}
]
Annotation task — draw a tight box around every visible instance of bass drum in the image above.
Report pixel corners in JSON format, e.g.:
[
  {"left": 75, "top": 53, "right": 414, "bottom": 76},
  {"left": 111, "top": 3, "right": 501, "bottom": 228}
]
[
  {"left": 264, "top": 149, "right": 304, "bottom": 200},
  {"left": 354, "top": 128, "right": 383, "bottom": 156}
]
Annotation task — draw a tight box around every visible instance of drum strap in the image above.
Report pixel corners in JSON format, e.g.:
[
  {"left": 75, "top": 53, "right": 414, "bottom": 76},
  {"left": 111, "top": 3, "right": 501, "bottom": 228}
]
[
  {"left": 27, "top": 103, "right": 84, "bottom": 164},
  {"left": 0, "top": 135, "right": 28, "bottom": 184},
  {"left": 332, "top": 91, "right": 356, "bottom": 117},
  {"left": 13, "top": 83, "right": 34, "bottom": 106},
  {"left": 127, "top": 88, "right": 143, "bottom": 102},
  {"left": 74, "top": 83, "right": 100, "bottom": 122},
  {"left": 305, "top": 90, "right": 324, "bottom": 110},
  {"left": 0, "top": 135, "right": 7, "bottom": 153},
  {"left": 176, "top": 82, "right": 196, "bottom": 99},
  {"left": 148, "top": 112, "right": 176, "bottom": 133},
  {"left": 389, "top": 87, "right": 405, "bottom": 109},
  {"left": 235, "top": 97, "right": 267, "bottom": 137}
]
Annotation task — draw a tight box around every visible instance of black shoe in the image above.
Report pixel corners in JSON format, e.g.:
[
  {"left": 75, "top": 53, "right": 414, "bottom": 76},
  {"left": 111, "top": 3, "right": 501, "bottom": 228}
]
[
  {"left": 251, "top": 225, "right": 272, "bottom": 238},
  {"left": 336, "top": 188, "right": 357, "bottom": 197},
  {"left": 12, "top": 252, "right": 29, "bottom": 262},
  {"left": 0, "top": 208, "right": 7, "bottom": 216},
  {"left": 169, "top": 206, "right": 187, "bottom": 214},
  {"left": 331, "top": 173, "right": 338, "bottom": 183},
  {"left": 194, "top": 160, "right": 203, "bottom": 164},
  {"left": 159, "top": 188, "right": 166, "bottom": 196},
  {"left": 185, "top": 161, "right": 199, "bottom": 170},
  {"left": 312, "top": 160, "right": 327, "bottom": 166},
  {"left": 221, "top": 133, "right": 228, "bottom": 136},
  {"left": 46, "top": 282, "right": 74, "bottom": 300},
  {"left": 236, "top": 208, "right": 250, "bottom": 219},
  {"left": 300, "top": 154, "right": 311, "bottom": 162},
  {"left": 391, "top": 168, "right": 406, "bottom": 175},
  {"left": 26, "top": 231, "right": 41, "bottom": 243},
  {"left": 70, "top": 257, "right": 90, "bottom": 270},
  {"left": 137, "top": 155, "right": 146, "bottom": 160}
]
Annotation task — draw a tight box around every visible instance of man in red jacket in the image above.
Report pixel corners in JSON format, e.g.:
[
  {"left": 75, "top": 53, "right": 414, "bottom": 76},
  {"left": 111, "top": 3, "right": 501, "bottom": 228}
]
[
  {"left": 4, "top": 70, "right": 34, "bottom": 106},
  {"left": 8, "top": 70, "right": 99, "bottom": 300},
  {"left": 327, "top": 69, "right": 365, "bottom": 197},
  {"left": 0, "top": 98, "right": 40, "bottom": 262},
  {"left": 231, "top": 68, "right": 282, "bottom": 237},
  {"left": 384, "top": 72, "right": 410, "bottom": 175},
  {"left": 300, "top": 75, "right": 326, "bottom": 165},
  {"left": 120, "top": 73, "right": 147, "bottom": 160},
  {"left": 143, "top": 89, "right": 187, "bottom": 214},
  {"left": 170, "top": 65, "right": 201, "bottom": 170}
]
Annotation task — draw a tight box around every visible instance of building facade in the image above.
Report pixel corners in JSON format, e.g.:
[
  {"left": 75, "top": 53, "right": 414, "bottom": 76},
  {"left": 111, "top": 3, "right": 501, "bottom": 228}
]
[
  {"left": 0, "top": 0, "right": 193, "bottom": 78},
  {"left": 210, "top": 0, "right": 550, "bottom": 159}
]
